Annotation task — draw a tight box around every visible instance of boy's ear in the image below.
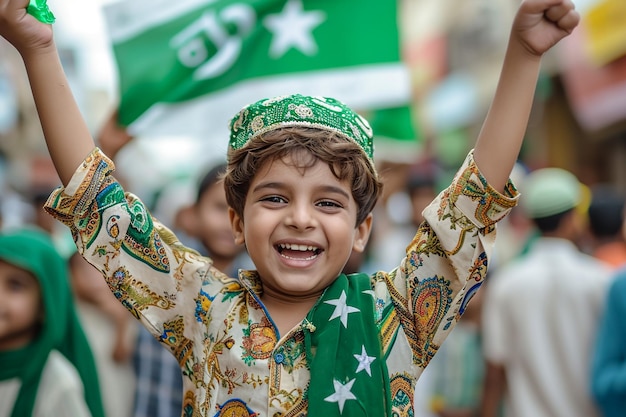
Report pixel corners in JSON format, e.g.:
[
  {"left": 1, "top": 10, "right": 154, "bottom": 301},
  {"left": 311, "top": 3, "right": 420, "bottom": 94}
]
[
  {"left": 229, "top": 207, "right": 245, "bottom": 245},
  {"left": 352, "top": 213, "right": 373, "bottom": 253}
]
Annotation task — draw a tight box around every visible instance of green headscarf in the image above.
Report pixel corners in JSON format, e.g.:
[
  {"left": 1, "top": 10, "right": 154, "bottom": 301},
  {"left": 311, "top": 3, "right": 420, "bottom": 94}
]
[{"left": 0, "top": 228, "right": 104, "bottom": 417}]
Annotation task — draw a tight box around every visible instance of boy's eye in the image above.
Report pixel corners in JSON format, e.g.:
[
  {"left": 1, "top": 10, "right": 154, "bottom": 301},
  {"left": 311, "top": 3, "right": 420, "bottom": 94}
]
[
  {"left": 261, "top": 195, "right": 287, "bottom": 204},
  {"left": 317, "top": 200, "right": 342, "bottom": 208}
]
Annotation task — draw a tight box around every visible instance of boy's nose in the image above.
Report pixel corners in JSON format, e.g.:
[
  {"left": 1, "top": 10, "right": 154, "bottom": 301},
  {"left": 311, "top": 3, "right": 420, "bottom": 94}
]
[{"left": 285, "top": 203, "right": 316, "bottom": 230}]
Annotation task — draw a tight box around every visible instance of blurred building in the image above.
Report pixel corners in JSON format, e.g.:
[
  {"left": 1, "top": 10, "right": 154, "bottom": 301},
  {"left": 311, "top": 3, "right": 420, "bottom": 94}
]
[{"left": 400, "top": 0, "right": 626, "bottom": 189}]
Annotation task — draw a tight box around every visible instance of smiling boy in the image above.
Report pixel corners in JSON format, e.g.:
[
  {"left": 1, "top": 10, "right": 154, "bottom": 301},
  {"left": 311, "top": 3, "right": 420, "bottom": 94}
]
[{"left": 0, "top": 0, "right": 580, "bottom": 415}]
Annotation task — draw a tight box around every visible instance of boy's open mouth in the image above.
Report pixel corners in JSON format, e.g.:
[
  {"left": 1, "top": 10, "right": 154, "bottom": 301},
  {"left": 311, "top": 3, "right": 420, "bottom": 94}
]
[{"left": 276, "top": 243, "right": 323, "bottom": 261}]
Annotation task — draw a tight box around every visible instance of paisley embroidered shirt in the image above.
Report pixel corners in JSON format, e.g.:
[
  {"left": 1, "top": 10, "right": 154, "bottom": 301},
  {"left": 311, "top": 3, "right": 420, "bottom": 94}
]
[{"left": 45, "top": 148, "right": 518, "bottom": 417}]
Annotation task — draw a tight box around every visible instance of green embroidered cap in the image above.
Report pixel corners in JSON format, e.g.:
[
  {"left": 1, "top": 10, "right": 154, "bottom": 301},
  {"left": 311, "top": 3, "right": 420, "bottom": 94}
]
[{"left": 228, "top": 94, "right": 375, "bottom": 165}]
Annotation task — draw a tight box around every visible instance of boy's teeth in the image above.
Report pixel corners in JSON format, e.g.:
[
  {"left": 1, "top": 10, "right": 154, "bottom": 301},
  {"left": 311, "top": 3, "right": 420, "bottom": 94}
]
[{"left": 279, "top": 243, "right": 316, "bottom": 251}]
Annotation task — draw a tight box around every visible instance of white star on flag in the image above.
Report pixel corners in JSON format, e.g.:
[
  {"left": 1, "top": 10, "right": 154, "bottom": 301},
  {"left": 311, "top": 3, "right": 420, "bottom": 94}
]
[
  {"left": 362, "top": 289, "right": 376, "bottom": 299},
  {"left": 325, "top": 290, "right": 360, "bottom": 327},
  {"left": 263, "top": 0, "right": 326, "bottom": 58},
  {"left": 324, "top": 378, "right": 357, "bottom": 413},
  {"left": 354, "top": 345, "right": 376, "bottom": 376}
]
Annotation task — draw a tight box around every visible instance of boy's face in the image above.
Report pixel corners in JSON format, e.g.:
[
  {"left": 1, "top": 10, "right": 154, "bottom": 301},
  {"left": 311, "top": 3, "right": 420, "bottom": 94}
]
[
  {"left": 230, "top": 154, "right": 372, "bottom": 302},
  {"left": 195, "top": 180, "right": 242, "bottom": 260},
  {"left": 0, "top": 259, "right": 42, "bottom": 350}
]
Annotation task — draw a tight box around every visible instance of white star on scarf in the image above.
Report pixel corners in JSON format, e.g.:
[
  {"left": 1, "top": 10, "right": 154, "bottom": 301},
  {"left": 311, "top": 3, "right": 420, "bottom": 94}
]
[
  {"left": 354, "top": 345, "right": 376, "bottom": 376},
  {"left": 324, "top": 378, "right": 357, "bottom": 413},
  {"left": 362, "top": 289, "right": 376, "bottom": 299},
  {"left": 263, "top": 0, "right": 326, "bottom": 58},
  {"left": 325, "top": 290, "right": 360, "bottom": 327}
]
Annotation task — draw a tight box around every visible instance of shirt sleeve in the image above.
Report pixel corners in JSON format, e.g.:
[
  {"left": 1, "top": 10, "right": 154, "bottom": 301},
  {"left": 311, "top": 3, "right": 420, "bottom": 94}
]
[
  {"left": 373, "top": 150, "right": 519, "bottom": 369},
  {"left": 44, "top": 148, "right": 235, "bottom": 361}
]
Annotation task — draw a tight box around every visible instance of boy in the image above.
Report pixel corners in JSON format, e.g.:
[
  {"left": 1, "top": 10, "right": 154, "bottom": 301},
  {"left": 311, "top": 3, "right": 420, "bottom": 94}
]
[{"left": 0, "top": 0, "right": 579, "bottom": 415}]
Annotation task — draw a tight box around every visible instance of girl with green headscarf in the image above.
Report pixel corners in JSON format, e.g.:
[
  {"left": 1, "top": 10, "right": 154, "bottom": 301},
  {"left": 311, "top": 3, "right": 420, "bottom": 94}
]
[{"left": 0, "top": 228, "right": 104, "bottom": 417}]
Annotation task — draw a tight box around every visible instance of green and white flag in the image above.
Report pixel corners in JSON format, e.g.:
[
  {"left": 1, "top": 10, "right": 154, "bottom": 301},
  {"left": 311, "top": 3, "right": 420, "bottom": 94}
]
[{"left": 103, "top": 0, "right": 411, "bottom": 153}]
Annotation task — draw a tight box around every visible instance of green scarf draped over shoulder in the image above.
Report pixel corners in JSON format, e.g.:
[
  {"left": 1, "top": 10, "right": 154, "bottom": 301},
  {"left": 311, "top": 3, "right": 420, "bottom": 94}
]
[
  {"left": 0, "top": 228, "right": 104, "bottom": 417},
  {"left": 305, "top": 273, "right": 391, "bottom": 416}
]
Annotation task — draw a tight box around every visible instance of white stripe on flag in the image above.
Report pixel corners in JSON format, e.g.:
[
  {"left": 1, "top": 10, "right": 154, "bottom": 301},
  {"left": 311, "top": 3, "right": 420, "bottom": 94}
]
[
  {"left": 127, "top": 62, "right": 411, "bottom": 144},
  {"left": 104, "top": 0, "right": 219, "bottom": 43}
]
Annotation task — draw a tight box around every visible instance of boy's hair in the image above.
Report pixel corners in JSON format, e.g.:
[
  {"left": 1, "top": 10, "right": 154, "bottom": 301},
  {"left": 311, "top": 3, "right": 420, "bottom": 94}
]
[
  {"left": 587, "top": 185, "right": 625, "bottom": 238},
  {"left": 224, "top": 126, "right": 383, "bottom": 226},
  {"left": 196, "top": 162, "right": 227, "bottom": 203}
]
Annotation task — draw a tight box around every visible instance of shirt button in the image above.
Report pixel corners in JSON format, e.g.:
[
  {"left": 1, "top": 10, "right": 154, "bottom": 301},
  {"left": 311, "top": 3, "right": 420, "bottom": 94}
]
[{"left": 274, "top": 353, "right": 285, "bottom": 364}]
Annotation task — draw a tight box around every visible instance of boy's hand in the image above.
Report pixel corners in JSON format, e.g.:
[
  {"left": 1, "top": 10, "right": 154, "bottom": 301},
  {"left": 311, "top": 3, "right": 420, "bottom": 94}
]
[
  {"left": 0, "top": 0, "right": 54, "bottom": 54},
  {"left": 513, "top": 0, "right": 580, "bottom": 57}
]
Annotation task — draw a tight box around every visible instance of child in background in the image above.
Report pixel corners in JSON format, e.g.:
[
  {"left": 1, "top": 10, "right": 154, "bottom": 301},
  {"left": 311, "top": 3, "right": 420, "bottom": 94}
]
[
  {"left": 175, "top": 162, "right": 251, "bottom": 273},
  {"left": 0, "top": 228, "right": 104, "bottom": 417},
  {"left": 0, "top": 0, "right": 580, "bottom": 415}
]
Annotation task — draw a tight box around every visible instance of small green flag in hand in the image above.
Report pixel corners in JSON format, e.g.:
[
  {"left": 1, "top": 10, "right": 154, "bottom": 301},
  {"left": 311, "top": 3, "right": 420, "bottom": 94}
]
[
  {"left": 103, "top": 0, "right": 411, "bottom": 149},
  {"left": 27, "top": 0, "right": 55, "bottom": 24}
]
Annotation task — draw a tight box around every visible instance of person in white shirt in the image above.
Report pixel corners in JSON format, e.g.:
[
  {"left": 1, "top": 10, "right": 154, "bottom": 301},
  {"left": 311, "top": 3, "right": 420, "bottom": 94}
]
[{"left": 480, "top": 168, "right": 613, "bottom": 417}]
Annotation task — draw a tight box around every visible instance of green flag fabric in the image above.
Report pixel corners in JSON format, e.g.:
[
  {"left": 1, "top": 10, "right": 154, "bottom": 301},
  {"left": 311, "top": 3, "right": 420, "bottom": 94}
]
[
  {"left": 103, "top": 0, "right": 411, "bottom": 150},
  {"left": 368, "top": 105, "right": 424, "bottom": 162}
]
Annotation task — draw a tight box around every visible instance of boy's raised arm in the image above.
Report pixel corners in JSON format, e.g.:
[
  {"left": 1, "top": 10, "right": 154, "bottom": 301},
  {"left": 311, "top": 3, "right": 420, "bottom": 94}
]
[
  {"left": 472, "top": 0, "right": 579, "bottom": 192},
  {"left": 0, "top": 0, "right": 95, "bottom": 186}
]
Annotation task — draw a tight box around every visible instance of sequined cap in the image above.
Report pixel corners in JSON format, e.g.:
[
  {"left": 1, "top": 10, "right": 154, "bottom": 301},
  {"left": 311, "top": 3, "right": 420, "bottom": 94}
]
[{"left": 228, "top": 94, "right": 375, "bottom": 165}]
